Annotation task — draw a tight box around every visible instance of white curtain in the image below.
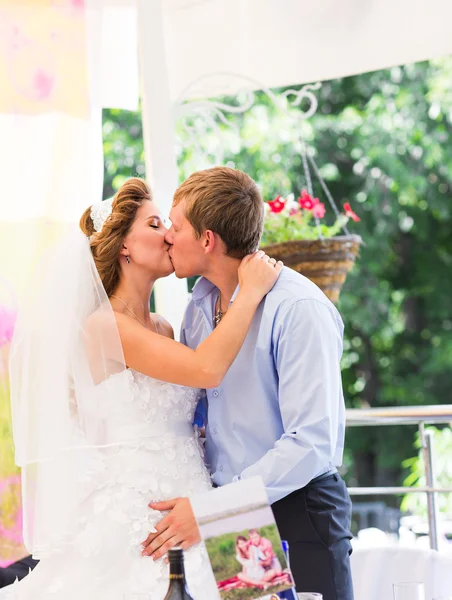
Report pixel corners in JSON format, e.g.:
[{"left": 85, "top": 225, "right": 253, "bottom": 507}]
[
  {"left": 0, "top": 0, "right": 138, "bottom": 565},
  {"left": 162, "top": 0, "right": 452, "bottom": 99},
  {"left": 0, "top": 0, "right": 138, "bottom": 296},
  {"left": 92, "top": 0, "right": 452, "bottom": 102}
]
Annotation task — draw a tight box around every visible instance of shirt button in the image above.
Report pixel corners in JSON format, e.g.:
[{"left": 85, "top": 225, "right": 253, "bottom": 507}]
[
  {"left": 218, "top": 464, "right": 223, "bottom": 472},
  {"left": 212, "top": 390, "right": 219, "bottom": 398},
  {"left": 212, "top": 427, "right": 218, "bottom": 434}
]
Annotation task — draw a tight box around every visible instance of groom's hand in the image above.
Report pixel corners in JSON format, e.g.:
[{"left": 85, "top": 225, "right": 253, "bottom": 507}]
[{"left": 141, "top": 497, "right": 200, "bottom": 560}]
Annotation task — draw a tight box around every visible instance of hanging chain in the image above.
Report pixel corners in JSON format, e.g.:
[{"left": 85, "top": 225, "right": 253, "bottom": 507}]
[
  {"left": 301, "top": 140, "right": 323, "bottom": 240},
  {"left": 307, "top": 153, "right": 350, "bottom": 236}
]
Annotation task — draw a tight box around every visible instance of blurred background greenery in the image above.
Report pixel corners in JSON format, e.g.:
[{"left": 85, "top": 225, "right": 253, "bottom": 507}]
[{"left": 101, "top": 57, "right": 452, "bottom": 518}]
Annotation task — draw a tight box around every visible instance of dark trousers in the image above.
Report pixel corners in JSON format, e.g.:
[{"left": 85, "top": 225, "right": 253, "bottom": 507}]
[{"left": 272, "top": 472, "right": 354, "bottom": 600}]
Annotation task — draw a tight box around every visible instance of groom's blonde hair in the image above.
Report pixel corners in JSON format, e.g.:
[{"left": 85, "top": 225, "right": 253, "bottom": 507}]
[{"left": 173, "top": 166, "right": 264, "bottom": 259}]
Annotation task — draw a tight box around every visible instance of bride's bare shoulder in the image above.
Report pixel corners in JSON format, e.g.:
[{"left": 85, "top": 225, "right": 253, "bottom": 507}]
[
  {"left": 85, "top": 307, "right": 133, "bottom": 339},
  {"left": 85, "top": 307, "right": 173, "bottom": 341},
  {"left": 152, "top": 314, "right": 174, "bottom": 339}
]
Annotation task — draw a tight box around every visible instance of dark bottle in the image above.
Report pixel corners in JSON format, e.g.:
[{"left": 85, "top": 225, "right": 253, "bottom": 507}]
[{"left": 163, "top": 548, "right": 195, "bottom": 600}]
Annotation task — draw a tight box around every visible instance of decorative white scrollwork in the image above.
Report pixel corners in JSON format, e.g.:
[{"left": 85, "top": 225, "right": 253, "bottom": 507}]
[{"left": 174, "top": 73, "right": 321, "bottom": 168}]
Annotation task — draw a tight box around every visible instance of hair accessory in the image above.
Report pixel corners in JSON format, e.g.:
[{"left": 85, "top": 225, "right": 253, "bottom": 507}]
[{"left": 90, "top": 198, "right": 114, "bottom": 233}]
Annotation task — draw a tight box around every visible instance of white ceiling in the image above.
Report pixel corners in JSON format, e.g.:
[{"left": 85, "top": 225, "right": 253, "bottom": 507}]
[{"left": 92, "top": 0, "right": 452, "bottom": 106}]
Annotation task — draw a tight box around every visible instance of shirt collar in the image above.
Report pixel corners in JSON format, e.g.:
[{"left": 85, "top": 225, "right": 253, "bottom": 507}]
[
  {"left": 230, "top": 285, "right": 240, "bottom": 303},
  {"left": 192, "top": 276, "right": 240, "bottom": 305},
  {"left": 191, "top": 277, "right": 217, "bottom": 302}
]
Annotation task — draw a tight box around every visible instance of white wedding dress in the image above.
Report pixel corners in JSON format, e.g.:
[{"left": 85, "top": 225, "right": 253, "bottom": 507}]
[{"left": 2, "top": 369, "right": 218, "bottom": 600}]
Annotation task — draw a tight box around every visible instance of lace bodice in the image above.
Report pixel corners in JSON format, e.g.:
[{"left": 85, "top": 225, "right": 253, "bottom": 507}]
[
  {"left": 92, "top": 369, "right": 201, "bottom": 444},
  {"left": 80, "top": 368, "right": 211, "bottom": 503}
]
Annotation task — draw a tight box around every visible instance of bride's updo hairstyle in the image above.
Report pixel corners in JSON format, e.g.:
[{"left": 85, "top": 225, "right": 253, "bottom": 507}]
[{"left": 80, "top": 178, "right": 151, "bottom": 296}]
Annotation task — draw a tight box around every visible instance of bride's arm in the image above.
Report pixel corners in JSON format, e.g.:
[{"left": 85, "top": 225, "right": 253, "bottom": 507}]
[
  {"left": 236, "top": 553, "right": 247, "bottom": 566},
  {"left": 116, "top": 252, "right": 282, "bottom": 389}
]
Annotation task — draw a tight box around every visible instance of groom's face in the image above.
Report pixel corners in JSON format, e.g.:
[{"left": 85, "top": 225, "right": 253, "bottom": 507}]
[
  {"left": 249, "top": 531, "right": 261, "bottom": 546},
  {"left": 166, "top": 199, "right": 207, "bottom": 278}
]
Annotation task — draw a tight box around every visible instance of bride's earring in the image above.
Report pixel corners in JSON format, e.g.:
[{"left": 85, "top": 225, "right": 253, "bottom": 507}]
[{"left": 126, "top": 255, "right": 131, "bottom": 264}]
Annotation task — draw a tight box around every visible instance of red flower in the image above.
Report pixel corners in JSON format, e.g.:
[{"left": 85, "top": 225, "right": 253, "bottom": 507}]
[
  {"left": 312, "top": 202, "right": 326, "bottom": 219},
  {"left": 298, "top": 189, "right": 319, "bottom": 211},
  {"left": 267, "top": 196, "right": 286, "bottom": 213},
  {"left": 344, "top": 202, "right": 360, "bottom": 222}
]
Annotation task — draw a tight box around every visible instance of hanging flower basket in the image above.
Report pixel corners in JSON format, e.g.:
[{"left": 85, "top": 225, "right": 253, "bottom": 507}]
[
  {"left": 261, "top": 234, "right": 362, "bottom": 303},
  {"left": 259, "top": 138, "right": 363, "bottom": 303}
]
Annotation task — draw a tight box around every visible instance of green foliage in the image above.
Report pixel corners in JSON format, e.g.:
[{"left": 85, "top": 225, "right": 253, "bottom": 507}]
[
  {"left": 261, "top": 206, "right": 349, "bottom": 245},
  {"left": 401, "top": 426, "right": 452, "bottom": 517},
  {"left": 218, "top": 538, "right": 235, "bottom": 555},
  {"left": 102, "top": 107, "right": 146, "bottom": 198}
]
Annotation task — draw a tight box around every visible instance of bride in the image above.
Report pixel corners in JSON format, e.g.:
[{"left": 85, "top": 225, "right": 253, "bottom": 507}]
[{"left": 2, "top": 178, "right": 282, "bottom": 599}]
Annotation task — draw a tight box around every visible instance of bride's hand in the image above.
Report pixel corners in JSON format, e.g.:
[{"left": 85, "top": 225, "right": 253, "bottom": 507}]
[{"left": 238, "top": 251, "right": 283, "bottom": 302}]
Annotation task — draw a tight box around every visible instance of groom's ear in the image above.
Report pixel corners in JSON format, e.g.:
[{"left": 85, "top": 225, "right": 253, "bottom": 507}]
[{"left": 202, "top": 229, "right": 216, "bottom": 255}]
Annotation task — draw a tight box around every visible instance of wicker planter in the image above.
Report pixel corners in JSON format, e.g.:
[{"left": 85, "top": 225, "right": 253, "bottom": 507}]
[{"left": 261, "top": 234, "right": 362, "bottom": 303}]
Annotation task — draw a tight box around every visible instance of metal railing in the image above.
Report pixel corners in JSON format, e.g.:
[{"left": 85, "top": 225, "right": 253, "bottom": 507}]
[{"left": 345, "top": 405, "right": 452, "bottom": 550}]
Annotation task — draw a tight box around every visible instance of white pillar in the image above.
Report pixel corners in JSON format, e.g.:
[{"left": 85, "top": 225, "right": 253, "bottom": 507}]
[{"left": 137, "top": 0, "right": 188, "bottom": 338}]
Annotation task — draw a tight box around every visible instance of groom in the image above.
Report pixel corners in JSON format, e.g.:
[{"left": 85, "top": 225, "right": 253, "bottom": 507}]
[{"left": 142, "top": 167, "right": 354, "bottom": 599}]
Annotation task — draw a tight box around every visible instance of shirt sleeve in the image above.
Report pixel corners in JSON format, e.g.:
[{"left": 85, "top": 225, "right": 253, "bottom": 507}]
[
  {"left": 179, "top": 306, "right": 189, "bottom": 347},
  {"left": 239, "top": 299, "right": 345, "bottom": 504}
]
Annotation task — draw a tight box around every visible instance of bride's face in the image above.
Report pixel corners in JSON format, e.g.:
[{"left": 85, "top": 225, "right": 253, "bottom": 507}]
[
  {"left": 121, "top": 200, "right": 173, "bottom": 278},
  {"left": 237, "top": 539, "right": 248, "bottom": 552}
]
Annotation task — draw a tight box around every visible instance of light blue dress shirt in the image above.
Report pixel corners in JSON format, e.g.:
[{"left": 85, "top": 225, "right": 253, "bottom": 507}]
[{"left": 181, "top": 267, "right": 346, "bottom": 504}]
